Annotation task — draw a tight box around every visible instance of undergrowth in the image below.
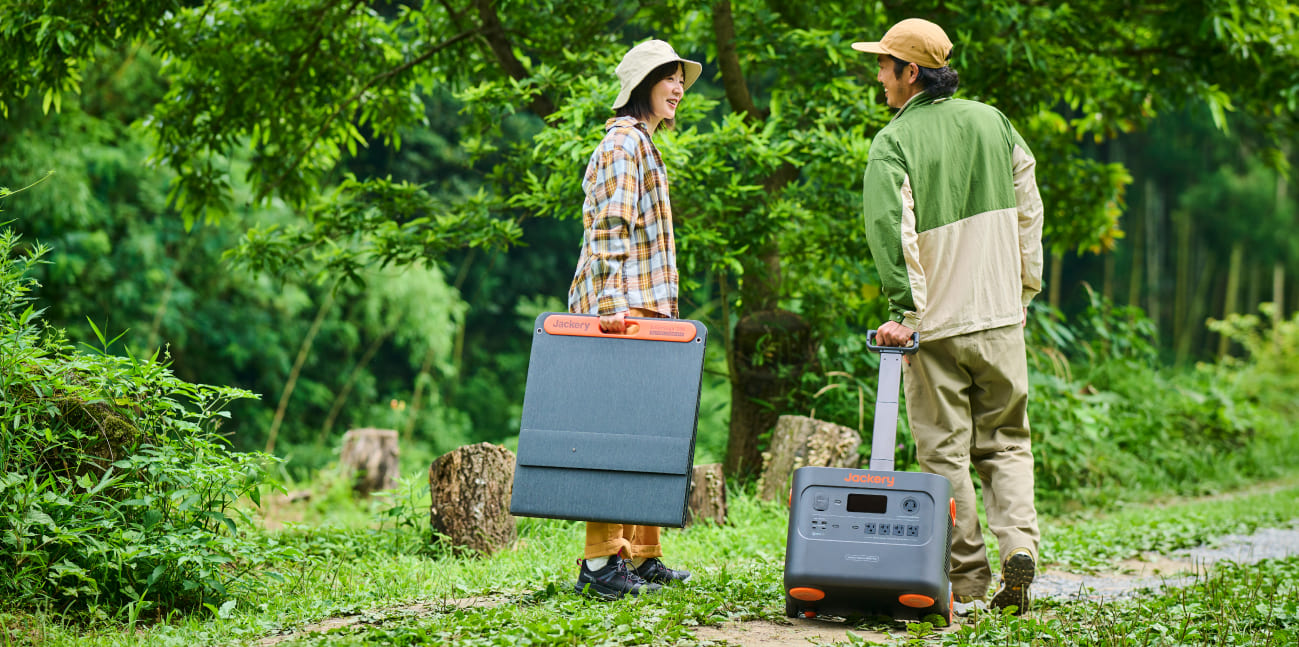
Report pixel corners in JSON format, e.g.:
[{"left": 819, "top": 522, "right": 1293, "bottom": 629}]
[{"left": 0, "top": 226, "right": 288, "bottom": 618}]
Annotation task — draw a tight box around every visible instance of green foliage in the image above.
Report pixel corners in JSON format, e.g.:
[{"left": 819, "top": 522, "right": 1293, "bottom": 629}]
[
  {"left": 1025, "top": 289, "right": 1299, "bottom": 513},
  {"left": 1208, "top": 305, "right": 1299, "bottom": 418},
  {"left": 0, "top": 225, "right": 291, "bottom": 615}
]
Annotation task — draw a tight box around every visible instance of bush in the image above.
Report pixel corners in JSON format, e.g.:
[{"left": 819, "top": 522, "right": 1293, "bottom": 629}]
[
  {"left": 0, "top": 226, "right": 291, "bottom": 617},
  {"left": 1027, "top": 289, "right": 1299, "bottom": 512}
]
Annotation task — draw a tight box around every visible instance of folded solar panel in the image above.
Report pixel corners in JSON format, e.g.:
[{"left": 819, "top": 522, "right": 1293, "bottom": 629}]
[{"left": 508, "top": 313, "right": 707, "bottom": 528}]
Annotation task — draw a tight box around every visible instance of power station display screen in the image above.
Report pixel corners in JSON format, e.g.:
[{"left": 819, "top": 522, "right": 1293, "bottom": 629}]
[{"left": 846, "top": 493, "right": 888, "bottom": 514}]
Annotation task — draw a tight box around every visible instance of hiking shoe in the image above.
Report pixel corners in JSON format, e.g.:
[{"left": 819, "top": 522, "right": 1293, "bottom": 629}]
[
  {"left": 990, "top": 549, "right": 1035, "bottom": 614},
  {"left": 953, "top": 595, "right": 987, "bottom": 617},
  {"left": 633, "top": 557, "right": 692, "bottom": 585},
  {"left": 573, "top": 558, "right": 661, "bottom": 599}
]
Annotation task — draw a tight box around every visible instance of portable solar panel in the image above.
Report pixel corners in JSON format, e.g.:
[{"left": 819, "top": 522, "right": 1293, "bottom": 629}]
[{"left": 509, "top": 313, "right": 707, "bottom": 528}]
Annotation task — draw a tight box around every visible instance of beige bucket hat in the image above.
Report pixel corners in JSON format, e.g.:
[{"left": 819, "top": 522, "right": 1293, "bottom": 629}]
[
  {"left": 612, "top": 39, "right": 702, "bottom": 110},
  {"left": 852, "top": 18, "right": 953, "bottom": 69}
]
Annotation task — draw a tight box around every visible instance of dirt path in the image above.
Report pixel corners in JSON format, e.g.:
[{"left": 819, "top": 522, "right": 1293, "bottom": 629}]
[{"left": 255, "top": 526, "right": 1299, "bottom": 646}]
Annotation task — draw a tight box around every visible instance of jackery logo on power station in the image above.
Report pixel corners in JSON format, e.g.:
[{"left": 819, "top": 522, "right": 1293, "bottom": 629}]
[{"left": 843, "top": 472, "right": 895, "bottom": 487}]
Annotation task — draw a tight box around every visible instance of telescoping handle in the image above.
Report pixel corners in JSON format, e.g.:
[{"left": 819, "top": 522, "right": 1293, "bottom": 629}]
[{"left": 865, "top": 329, "right": 919, "bottom": 471}]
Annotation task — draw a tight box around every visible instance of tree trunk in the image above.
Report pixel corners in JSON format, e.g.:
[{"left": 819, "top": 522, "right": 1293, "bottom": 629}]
[
  {"left": 724, "top": 310, "right": 813, "bottom": 479},
  {"left": 756, "top": 415, "right": 862, "bottom": 504},
  {"left": 1047, "top": 249, "right": 1064, "bottom": 312},
  {"left": 320, "top": 331, "right": 391, "bottom": 444},
  {"left": 339, "top": 427, "right": 400, "bottom": 497},
  {"left": 1217, "top": 243, "right": 1244, "bottom": 359},
  {"left": 1172, "top": 210, "right": 1191, "bottom": 348},
  {"left": 428, "top": 442, "right": 517, "bottom": 555},
  {"left": 1274, "top": 262, "right": 1286, "bottom": 334},
  {"left": 403, "top": 345, "right": 439, "bottom": 445},
  {"left": 685, "top": 463, "right": 728, "bottom": 527},
  {"left": 1144, "top": 178, "right": 1164, "bottom": 332},
  {"left": 1127, "top": 202, "right": 1144, "bottom": 311},
  {"left": 266, "top": 286, "right": 336, "bottom": 454},
  {"left": 1177, "top": 252, "right": 1217, "bottom": 364}
]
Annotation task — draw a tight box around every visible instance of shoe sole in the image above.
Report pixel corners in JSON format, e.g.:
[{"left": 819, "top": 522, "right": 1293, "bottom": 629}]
[
  {"left": 572, "top": 581, "right": 659, "bottom": 600},
  {"left": 573, "top": 581, "right": 623, "bottom": 600},
  {"left": 990, "top": 553, "right": 1035, "bottom": 614},
  {"left": 644, "top": 572, "right": 692, "bottom": 585}
]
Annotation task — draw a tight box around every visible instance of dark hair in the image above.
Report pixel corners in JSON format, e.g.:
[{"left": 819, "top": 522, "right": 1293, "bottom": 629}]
[
  {"left": 616, "top": 61, "right": 683, "bottom": 131},
  {"left": 890, "top": 56, "right": 959, "bottom": 98}
]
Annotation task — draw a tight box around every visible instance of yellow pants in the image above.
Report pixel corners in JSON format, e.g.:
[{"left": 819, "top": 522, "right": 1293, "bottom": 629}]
[
  {"left": 903, "top": 324, "right": 1039, "bottom": 598},
  {"left": 584, "top": 523, "right": 663, "bottom": 559}
]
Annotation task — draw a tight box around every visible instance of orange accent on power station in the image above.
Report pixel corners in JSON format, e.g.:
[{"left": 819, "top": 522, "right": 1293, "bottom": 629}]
[
  {"left": 950, "top": 498, "right": 956, "bottom": 526},
  {"left": 948, "top": 590, "right": 954, "bottom": 624},
  {"left": 542, "top": 314, "right": 697, "bottom": 342},
  {"left": 899, "top": 593, "right": 935, "bottom": 608},
  {"left": 789, "top": 587, "right": 825, "bottom": 602}
]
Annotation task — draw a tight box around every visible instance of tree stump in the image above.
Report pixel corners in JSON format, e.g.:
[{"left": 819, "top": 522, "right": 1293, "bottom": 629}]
[
  {"left": 339, "top": 428, "right": 400, "bottom": 497},
  {"left": 685, "top": 463, "right": 727, "bottom": 527},
  {"left": 428, "top": 442, "right": 517, "bottom": 555},
  {"left": 756, "top": 415, "right": 862, "bottom": 503}
]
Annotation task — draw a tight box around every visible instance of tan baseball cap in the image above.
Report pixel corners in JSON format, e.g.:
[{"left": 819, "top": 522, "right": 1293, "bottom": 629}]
[
  {"left": 852, "top": 18, "right": 953, "bottom": 69},
  {"left": 612, "top": 39, "right": 702, "bottom": 110}
]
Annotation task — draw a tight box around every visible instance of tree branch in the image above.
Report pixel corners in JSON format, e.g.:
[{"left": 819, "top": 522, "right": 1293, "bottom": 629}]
[
  {"left": 474, "top": 0, "right": 556, "bottom": 118},
  {"left": 713, "top": 0, "right": 761, "bottom": 122},
  {"left": 262, "top": 26, "right": 484, "bottom": 201}
]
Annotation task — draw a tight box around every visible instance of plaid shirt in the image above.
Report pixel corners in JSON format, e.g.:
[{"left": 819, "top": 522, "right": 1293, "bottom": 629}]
[{"left": 568, "top": 116, "right": 679, "bottom": 318}]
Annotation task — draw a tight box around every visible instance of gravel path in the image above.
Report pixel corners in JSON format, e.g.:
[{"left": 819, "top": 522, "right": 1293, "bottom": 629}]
[{"left": 1033, "top": 526, "right": 1299, "bottom": 602}]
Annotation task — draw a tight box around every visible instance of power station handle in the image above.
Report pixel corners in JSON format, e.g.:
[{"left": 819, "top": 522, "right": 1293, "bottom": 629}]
[
  {"left": 865, "top": 329, "right": 918, "bottom": 471},
  {"left": 865, "top": 329, "right": 920, "bottom": 354}
]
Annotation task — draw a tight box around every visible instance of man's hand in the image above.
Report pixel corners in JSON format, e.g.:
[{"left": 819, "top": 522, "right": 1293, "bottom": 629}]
[
  {"left": 875, "top": 320, "right": 916, "bottom": 347},
  {"left": 599, "top": 311, "right": 627, "bottom": 333}
]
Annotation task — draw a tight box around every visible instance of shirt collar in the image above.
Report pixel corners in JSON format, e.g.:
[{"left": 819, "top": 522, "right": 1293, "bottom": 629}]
[
  {"left": 605, "top": 115, "right": 651, "bottom": 134},
  {"left": 892, "top": 91, "right": 943, "bottom": 121}
]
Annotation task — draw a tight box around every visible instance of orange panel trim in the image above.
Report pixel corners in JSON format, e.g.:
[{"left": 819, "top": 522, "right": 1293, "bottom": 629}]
[
  {"left": 542, "top": 314, "right": 698, "bottom": 343},
  {"left": 899, "top": 593, "right": 934, "bottom": 608},
  {"left": 950, "top": 498, "right": 956, "bottom": 526},
  {"left": 789, "top": 587, "right": 825, "bottom": 602}
]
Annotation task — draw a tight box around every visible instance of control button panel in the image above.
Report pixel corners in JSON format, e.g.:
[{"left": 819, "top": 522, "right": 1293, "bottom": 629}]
[{"left": 797, "top": 485, "right": 934, "bottom": 543}]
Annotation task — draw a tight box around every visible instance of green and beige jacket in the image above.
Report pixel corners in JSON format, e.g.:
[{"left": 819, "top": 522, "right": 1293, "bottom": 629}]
[{"left": 862, "top": 92, "right": 1044, "bottom": 342}]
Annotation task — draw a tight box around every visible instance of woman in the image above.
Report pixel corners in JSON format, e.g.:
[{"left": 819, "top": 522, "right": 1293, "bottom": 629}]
[{"left": 567, "top": 39, "right": 701, "bottom": 600}]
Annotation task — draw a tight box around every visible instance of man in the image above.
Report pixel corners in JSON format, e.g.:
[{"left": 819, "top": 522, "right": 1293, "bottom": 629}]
[{"left": 851, "top": 18, "right": 1045, "bottom": 614}]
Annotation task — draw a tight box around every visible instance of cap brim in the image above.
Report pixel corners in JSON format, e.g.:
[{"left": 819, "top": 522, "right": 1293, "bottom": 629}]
[{"left": 851, "top": 41, "right": 889, "bottom": 55}]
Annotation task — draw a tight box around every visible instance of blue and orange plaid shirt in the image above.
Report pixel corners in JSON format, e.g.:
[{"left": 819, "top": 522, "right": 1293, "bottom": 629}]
[{"left": 568, "top": 116, "right": 679, "bottom": 318}]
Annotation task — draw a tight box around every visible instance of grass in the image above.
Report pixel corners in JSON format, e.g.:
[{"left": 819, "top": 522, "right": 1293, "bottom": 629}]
[{"left": 5, "top": 477, "right": 1299, "bottom": 647}]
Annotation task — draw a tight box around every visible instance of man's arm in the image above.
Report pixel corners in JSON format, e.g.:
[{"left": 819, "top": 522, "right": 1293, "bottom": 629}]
[
  {"left": 863, "top": 155, "right": 924, "bottom": 331},
  {"left": 1010, "top": 128, "right": 1044, "bottom": 306}
]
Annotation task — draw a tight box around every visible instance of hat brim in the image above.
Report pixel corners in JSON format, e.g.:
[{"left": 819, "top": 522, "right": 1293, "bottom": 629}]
[
  {"left": 851, "top": 41, "right": 890, "bottom": 56},
  {"left": 611, "top": 57, "right": 703, "bottom": 111}
]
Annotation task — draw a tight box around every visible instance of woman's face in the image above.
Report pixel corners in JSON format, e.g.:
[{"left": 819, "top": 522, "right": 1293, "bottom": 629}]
[{"left": 648, "top": 64, "right": 686, "bottom": 125}]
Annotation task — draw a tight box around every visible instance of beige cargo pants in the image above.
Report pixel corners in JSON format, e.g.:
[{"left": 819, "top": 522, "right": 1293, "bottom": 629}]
[{"left": 902, "top": 324, "right": 1039, "bottom": 598}]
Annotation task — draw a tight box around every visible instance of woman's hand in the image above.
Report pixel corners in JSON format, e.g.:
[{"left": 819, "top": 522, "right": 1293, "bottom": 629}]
[{"left": 599, "top": 311, "right": 628, "bottom": 333}]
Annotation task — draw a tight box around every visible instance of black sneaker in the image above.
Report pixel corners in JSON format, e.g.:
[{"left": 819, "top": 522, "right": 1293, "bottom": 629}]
[
  {"left": 573, "top": 558, "right": 661, "bottom": 599},
  {"left": 633, "top": 557, "right": 692, "bottom": 585},
  {"left": 990, "top": 549, "right": 1035, "bottom": 614}
]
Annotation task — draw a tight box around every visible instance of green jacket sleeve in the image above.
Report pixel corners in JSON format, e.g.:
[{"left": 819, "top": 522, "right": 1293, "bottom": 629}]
[{"left": 862, "top": 155, "right": 918, "bottom": 325}]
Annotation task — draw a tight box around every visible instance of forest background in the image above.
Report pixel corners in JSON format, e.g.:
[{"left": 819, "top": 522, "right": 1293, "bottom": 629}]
[{"left": 3, "top": 0, "right": 1299, "bottom": 624}]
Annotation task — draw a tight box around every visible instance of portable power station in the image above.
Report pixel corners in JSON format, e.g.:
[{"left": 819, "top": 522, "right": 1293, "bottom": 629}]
[{"left": 783, "top": 331, "right": 955, "bottom": 622}]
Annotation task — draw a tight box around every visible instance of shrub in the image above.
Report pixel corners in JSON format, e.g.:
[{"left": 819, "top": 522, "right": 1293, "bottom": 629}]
[{"left": 0, "top": 225, "right": 290, "bottom": 617}]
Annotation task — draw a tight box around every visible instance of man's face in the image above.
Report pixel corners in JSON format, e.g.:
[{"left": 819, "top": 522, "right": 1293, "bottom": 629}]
[{"left": 876, "top": 54, "right": 918, "bottom": 109}]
